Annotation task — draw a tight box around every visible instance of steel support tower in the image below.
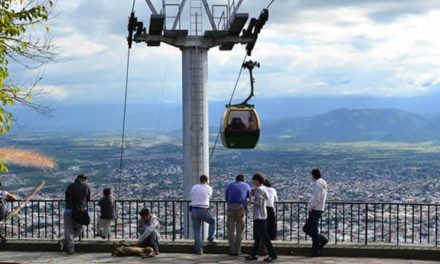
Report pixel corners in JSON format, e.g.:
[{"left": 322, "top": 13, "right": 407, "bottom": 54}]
[{"left": 127, "top": 0, "right": 268, "bottom": 237}]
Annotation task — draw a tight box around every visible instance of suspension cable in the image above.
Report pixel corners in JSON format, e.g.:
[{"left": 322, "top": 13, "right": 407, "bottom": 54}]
[
  {"left": 118, "top": 0, "right": 136, "bottom": 199},
  {"left": 209, "top": 53, "right": 247, "bottom": 161},
  {"left": 228, "top": 53, "right": 248, "bottom": 106},
  {"left": 266, "top": 0, "right": 276, "bottom": 9}
]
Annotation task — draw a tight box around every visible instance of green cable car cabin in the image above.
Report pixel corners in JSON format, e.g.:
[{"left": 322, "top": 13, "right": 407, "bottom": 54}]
[{"left": 220, "top": 105, "right": 260, "bottom": 149}]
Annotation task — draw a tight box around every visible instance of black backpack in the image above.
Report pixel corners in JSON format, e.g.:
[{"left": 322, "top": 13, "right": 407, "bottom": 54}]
[{"left": 0, "top": 191, "right": 8, "bottom": 220}]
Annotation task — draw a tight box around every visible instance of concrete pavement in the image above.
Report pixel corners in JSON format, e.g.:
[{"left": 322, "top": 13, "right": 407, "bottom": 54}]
[{"left": 0, "top": 252, "right": 439, "bottom": 264}]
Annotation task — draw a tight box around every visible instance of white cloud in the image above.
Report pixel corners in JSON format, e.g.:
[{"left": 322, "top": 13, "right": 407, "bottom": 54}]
[
  {"left": 54, "top": 34, "right": 107, "bottom": 57},
  {"left": 34, "top": 85, "right": 68, "bottom": 101},
  {"left": 12, "top": 0, "right": 440, "bottom": 104}
]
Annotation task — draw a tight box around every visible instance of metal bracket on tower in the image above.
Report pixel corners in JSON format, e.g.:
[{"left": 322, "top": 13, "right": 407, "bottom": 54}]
[{"left": 239, "top": 60, "right": 260, "bottom": 106}]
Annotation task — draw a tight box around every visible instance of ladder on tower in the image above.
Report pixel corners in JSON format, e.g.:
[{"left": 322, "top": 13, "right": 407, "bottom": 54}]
[{"left": 190, "top": 0, "right": 203, "bottom": 36}]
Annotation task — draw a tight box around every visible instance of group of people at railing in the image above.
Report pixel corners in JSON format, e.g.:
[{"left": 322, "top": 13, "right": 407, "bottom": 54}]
[
  {"left": 0, "top": 168, "right": 329, "bottom": 262},
  {"left": 188, "top": 169, "right": 328, "bottom": 262}
]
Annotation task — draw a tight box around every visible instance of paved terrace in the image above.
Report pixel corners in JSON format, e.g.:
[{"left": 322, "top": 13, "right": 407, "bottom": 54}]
[
  {"left": 1, "top": 239, "right": 439, "bottom": 263},
  {"left": 0, "top": 252, "right": 439, "bottom": 264}
]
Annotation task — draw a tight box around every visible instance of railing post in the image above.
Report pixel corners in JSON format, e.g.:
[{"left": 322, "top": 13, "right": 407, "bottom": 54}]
[
  {"left": 335, "top": 203, "right": 338, "bottom": 244},
  {"left": 365, "top": 203, "right": 368, "bottom": 245},
  {"left": 436, "top": 205, "right": 438, "bottom": 247},
  {"left": 397, "top": 204, "right": 400, "bottom": 245},
  {"left": 172, "top": 201, "right": 176, "bottom": 241}
]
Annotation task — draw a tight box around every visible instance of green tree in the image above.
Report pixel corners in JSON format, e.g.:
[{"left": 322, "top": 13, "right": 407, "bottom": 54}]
[{"left": 0, "top": 0, "right": 56, "bottom": 172}]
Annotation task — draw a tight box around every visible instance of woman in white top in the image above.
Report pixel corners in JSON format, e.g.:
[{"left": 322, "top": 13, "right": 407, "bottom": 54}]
[{"left": 263, "top": 178, "right": 278, "bottom": 240}]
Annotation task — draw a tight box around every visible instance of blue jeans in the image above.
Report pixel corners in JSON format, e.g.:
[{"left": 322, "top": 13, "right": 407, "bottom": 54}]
[
  {"left": 304, "top": 210, "right": 328, "bottom": 254},
  {"left": 191, "top": 208, "right": 215, "bottom": 254},
  {"left": 139, "top": 231, "right": 160, "bottom": 252},
  {"left": 251, "top": 219, "right": 277, "bottom": 258}
]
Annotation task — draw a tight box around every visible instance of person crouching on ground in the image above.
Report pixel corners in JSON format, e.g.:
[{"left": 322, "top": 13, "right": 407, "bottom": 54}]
[
  {"left": 138, "top": 208, "right": 160, "bottom": 255},
  {"left": 303, "top": 168, "right": 328, "bottom": 257},
  {"left": 97, "top": 187, "right": 115, "bottom": 240},
  {"left": 245, "top": 173, "right": 278, "bottom": 262}
]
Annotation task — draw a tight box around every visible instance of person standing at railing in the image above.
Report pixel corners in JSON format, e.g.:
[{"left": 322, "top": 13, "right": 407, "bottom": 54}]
[
  {"left": 138, "top": 208, "right": 160, "bottom": 255},
  {"left": 190, "top": 175, "right": 216, "bottom": 255},
  {"left": 245, "top": 173, "right": 278, "bottom": 262},
  {"left": 97, "top": 187, "right": 115, "bottom": 240},
  {"left": 225, "top": 174, "right": 251, "bottom": 256},
  {"left": 60, "top": 174, "right": 91, "bottom": 254},
  {"left": 0, "top": 182, "right": 17, "bottom": 243},
  {"left": 303, "top": 168, "right": 329, "bottom": 257},
  {"left": 263, "top": 178, "right": 278, "bottom": 241}
]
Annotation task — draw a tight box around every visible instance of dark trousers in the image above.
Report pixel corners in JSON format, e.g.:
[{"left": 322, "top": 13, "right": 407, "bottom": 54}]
[
  {"left": 251, "top": 219, "right": 277, "bottom": 258},
  {"left": 266, "top": 207, "right": 277, "bottom": 240},
  {"left": 139, "top": 231, "right": 160, "bottom": 251},
  {"left": 303, "top": 210, "right": 327, "bottom": 254}
]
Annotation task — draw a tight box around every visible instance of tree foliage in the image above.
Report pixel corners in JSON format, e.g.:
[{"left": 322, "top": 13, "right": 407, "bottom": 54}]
[{"left": 0, "top": 0, "right": 56, "bottom": 172}]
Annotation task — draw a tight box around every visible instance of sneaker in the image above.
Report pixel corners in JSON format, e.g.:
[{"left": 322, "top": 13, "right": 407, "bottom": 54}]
[
  {"left": 154, "top": 250, "right": 160, "bottom": 255},
  {"left": 195, "top": 252, "right": 204, "bottom": 256},
  {"left": 207, "top": 241, "right": 217, "bottom": 246},
  {"left": 245, "top": 255, "right": 258, "bottom": 261},
  {"left": 305, "top": 252, "right": 320, "bottom": 258},
  {"left": 263, "top": 256, "right": 278, "bottom": 262}
]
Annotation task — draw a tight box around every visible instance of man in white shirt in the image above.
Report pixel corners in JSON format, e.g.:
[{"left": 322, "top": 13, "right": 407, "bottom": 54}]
[
  {"left": 304, "top": 168, "right": 328, "bottom": 257},
  {"left": 190, "top": 175, "right": 216, "bottom": 255},
  {"left": 263, "top": 178, "right": 278, "bottom": 240}
]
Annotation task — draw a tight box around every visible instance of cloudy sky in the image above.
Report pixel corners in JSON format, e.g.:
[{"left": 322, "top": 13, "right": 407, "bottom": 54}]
[{"left": 10, "top": 0, "right": 440, "bottom": 105}]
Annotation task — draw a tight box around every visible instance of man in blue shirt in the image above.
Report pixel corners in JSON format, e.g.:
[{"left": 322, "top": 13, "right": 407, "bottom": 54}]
[{"left": 225, "top": 174, "right": 251, "bottom": 256}]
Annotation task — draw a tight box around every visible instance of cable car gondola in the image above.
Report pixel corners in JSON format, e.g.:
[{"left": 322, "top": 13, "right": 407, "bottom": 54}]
[{"left": 220, "top": 61, "right": 261, "bottom": 149}]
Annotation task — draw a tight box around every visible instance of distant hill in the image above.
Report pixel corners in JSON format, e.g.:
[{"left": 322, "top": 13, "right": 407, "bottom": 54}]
[
  {"left": 264, "top": 108, "right": 437, "bottom": 142},
  {"left": 10, "top": 102, "right": 440, "bottom": 143}
]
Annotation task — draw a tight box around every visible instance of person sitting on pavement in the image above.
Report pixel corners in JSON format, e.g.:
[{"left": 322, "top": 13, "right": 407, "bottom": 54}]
[{"left": 138, "top": 208, "right": 160, "bottom": 255}]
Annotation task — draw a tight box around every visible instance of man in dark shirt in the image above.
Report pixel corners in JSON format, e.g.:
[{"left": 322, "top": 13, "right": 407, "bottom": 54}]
[
  {"left": 97, "top": 188, "right": 115, "bottom": 239},
  {"left": 61, "top": 174, "right": 91, "bottom": 254}
]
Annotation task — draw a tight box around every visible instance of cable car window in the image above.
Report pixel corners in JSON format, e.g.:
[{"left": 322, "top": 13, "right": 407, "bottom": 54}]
[{"left": 227, "top": 110, "right": 258, "bottom": 132}]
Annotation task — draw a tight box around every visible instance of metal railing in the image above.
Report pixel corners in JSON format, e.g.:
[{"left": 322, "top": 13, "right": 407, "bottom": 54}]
[{"left": 2, "top": 200, "right": 439, "bottom": 246}]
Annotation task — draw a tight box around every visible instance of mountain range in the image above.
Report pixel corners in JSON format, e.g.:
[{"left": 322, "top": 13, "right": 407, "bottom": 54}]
[
  {"left": 8, "top": 98, "right": 440, "bottom": 143},
  {"left": 264, "top": 108, "right": 439, "bottom": 143}
]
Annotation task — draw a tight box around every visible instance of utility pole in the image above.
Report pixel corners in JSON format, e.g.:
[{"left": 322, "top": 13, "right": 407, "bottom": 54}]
[{"left": 127, "top": 0, "right": 268, "bottom": 237}]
